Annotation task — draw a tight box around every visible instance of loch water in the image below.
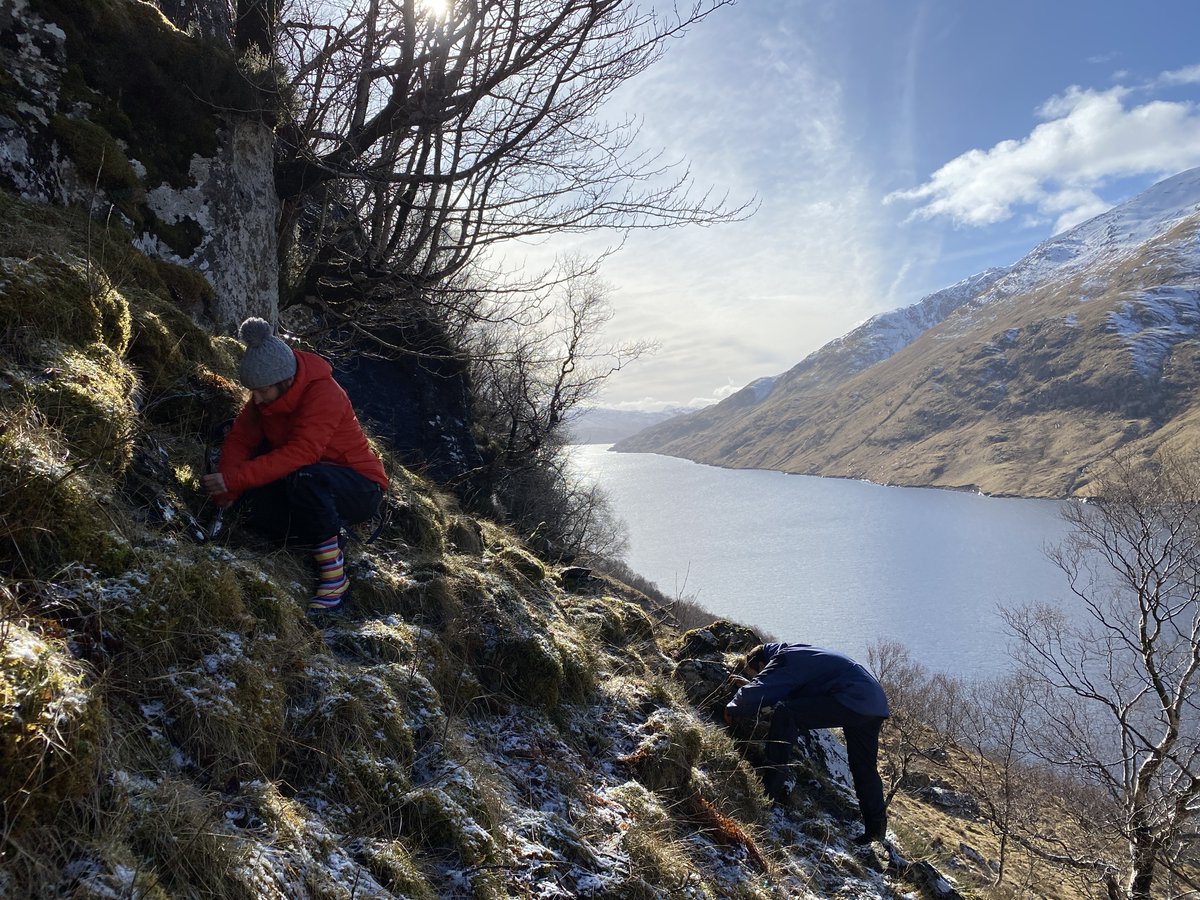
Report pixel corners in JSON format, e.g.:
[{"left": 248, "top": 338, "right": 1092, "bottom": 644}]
[{"left": 569, "top": 444, "right": 1077, "bottom": 679}]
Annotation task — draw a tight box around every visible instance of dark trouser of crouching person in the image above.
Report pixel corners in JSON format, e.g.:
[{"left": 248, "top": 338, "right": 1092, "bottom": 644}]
[
  {"left": 201, "top": 318, "right": 388, "bottom": 615},
  {"left": 724, "top": 642, "right": 890, "bottom": 846},
  {"left": 237, "top": 463, "right": 383, "bottom": 606}
]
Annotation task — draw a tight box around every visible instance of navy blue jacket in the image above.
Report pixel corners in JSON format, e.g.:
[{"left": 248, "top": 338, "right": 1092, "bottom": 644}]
[{"left": 725, "top": 643, "right": 890, "bottom": 720}]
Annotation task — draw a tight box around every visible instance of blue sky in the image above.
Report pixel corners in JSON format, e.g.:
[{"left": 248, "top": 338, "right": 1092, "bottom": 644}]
[{"left": 525, "top": 1, "right": 1200, "bottom": 410}]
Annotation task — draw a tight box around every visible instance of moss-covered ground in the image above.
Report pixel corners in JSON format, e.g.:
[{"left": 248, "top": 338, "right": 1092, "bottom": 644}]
[{"left": 0, "top": 188, "right": 917, "bottom": 899}]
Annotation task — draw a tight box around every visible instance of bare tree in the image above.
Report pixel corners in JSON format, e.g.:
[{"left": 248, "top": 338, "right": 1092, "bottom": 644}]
[
  {"left": 469, "top": 260, "right": 652, "bottom": 469},
  {"left": 951, "top": 673, "right": 1043, "bottom": 886},
  {"left": 867, "top": 640, "right": 961, "bottom": 808},
  {"left": 463, "top": 261, "right": 645, "bottom": 555},
  {"left": 271, "top": 0, "right": 749, "bottom": 311},
  {"left": 1005, "top": 452, "right": 1200, "bottom": 900}
]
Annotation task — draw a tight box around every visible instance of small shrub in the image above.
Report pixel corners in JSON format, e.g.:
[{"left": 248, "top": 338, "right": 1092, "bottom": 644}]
[{"left": 0, "top": 625, "right": 105, "bottom": 849}]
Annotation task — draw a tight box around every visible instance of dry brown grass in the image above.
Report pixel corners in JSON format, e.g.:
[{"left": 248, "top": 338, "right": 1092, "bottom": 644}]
[{"left": 884, "top": 738, "right": 1115, "bottom": 900}]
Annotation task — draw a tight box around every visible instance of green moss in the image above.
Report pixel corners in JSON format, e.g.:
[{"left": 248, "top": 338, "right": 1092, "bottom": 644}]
[
  {"left": 570, "top": 596, "right": 655, "bottom": 646},
  {"left": 360, "top": 841, "right": 437, "bottom": 900},
  {"left": 0, "top": 627, "right": 105, "bottom": 847},
  {"left": 0, "top": 254, "right": 132, "bottom": 353},
  {"left": 152, "top": 259, "right": 214, "bottom": 315},
  {"left": 0, "top": 412, "right": 132, "bottom": 576},
  {"left": 388, "top": 476, "right": 448, "bottom": 555},
  {"left": 32, "top": 0, "right": 261, "bottom": 190},
  {"left": 322, "top": 619, "right": 422, "bottom": 665},
  {"left": 621, "top": 710, "right": 703, "bottom": 795},
  {"left": 399, "top": 787, "right": 496, "bottom": 866},
  {"left": 49, "top": 114, "right": 142, "bottom": 219},
  {"left": 285, "top": 663, "right": 418, "bottom": 830},
  {"left": 126, "top": 290, "right": 217, "bottom": 389},
  {"left": 615, "top": 599, "right": 658, "bottom": 641},
  {"left": 488, "top": 630, "right": 564, "bottom": 708},
  {"left": 495, "top": 546, "right": 547, "bottom": 581},
  {"left": 677, "top": 620, "right": 762, "bottom": 660},
  {"left": 552, "top": 632, "right": 596, "bottom": 704},
  {"left": 28, "top": 343, "right": 139, "bottom": 472}
]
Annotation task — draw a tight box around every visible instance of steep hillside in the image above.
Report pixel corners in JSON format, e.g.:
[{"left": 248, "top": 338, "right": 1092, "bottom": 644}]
[
  {"left": 616, "top": 169, "right": 1200, "bottom": 497},
  {"left": 0, "top": 190, "right": 1017, "bottom": 899},
  {"left": 1, "top": 178, "right": 1130, "bottom": 900}
]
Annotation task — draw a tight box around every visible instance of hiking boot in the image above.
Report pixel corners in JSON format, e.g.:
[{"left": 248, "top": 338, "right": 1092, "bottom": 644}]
[
  {"left": 761, "top": 768, "right": 793, "bottom": 805},
  {"left": 853, "top": 816, "right": 887, "bottom": 846},
  {"left": 308, "top": 579, "right": 351, "bottom": 613}
]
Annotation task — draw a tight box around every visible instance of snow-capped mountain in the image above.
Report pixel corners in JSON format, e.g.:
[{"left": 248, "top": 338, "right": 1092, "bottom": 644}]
[{"left": 616, "top": 168, "right": 1200, "bottom": 498}]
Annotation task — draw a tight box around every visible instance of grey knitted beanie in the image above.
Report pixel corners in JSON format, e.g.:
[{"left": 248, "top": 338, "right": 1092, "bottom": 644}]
[{"left": 238, "top": 317, "right": 297, "bottom": 389}]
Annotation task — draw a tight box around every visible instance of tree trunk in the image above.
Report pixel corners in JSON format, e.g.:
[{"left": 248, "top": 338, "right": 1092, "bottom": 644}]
[{"left": 1127, "top": 828, "right": 1158, "bottom": 900}]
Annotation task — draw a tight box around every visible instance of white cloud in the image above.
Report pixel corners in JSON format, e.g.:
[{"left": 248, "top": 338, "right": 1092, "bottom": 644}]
[
  {"left": 546, "top": 6, "right": 902, "bottom": 409},
  {"left": 1159, "top": 64, "right": 1200, "bottom": 86},
  {"left": 885, "top": 82, "right": 1200, "bottom": 232}
]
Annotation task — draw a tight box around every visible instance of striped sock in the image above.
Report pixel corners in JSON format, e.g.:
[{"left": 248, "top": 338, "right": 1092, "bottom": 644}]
[{"left": 310, "top": 535, "right": 347, "bottom": 608}]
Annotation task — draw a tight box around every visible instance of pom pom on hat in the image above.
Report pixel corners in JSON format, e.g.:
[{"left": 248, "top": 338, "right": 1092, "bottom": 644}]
[
  {"left": 237, "top": 316, "right": 297, "bottom": 389},
  {"left": 240, "top": 317, "right": 275, "bottom": 348}
]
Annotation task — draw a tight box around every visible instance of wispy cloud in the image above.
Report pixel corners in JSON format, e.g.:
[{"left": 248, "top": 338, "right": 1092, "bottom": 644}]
[
  {"left": 576, "top": 5, "right": 899, "bottom": 406},
  {"left": 885, "top": 78, "right": 1200, "bottom": 233},
  {"left": 1158, "top": 64, "right": 1200, "bottom": 86}
]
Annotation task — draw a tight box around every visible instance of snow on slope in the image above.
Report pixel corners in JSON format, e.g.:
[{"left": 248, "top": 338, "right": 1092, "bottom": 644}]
[
  {"left": 836, "top": 267, "right": 1010, "bottom": 364},
  {"left": 782, "top": 266, "right": 1011, "bottom": 385},
  {"left": 988, "top": 167, "right": 1200, "bottom": 298},
  {"left": 1108, "top": 284, "right": 1200, "bottom": 378}
]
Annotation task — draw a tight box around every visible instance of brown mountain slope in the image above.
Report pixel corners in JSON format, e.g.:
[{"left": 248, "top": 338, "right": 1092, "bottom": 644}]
[{"left": 617, "top": 209, "right": 1200, "bottom": 498}]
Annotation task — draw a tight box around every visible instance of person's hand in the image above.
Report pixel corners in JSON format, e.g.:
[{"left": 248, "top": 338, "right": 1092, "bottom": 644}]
[
  {"left": 727, "top": 673, "right": 749, "bottom": 688},
  {"left": 200, "top": 472, "right": 227, "bottom": 497}
]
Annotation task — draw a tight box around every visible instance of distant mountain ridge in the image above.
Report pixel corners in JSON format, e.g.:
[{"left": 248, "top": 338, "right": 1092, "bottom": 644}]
[
  {"left": 615, "top": 168, "right": 1200, "bottom": 498},
  {"left": 568, "top": 406, "right": 690, "bottom": 443}
]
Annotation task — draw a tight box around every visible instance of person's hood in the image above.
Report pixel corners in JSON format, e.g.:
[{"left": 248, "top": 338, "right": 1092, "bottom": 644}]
[{"left": 760, "top": 642, "right": 787, "bottom": 665}]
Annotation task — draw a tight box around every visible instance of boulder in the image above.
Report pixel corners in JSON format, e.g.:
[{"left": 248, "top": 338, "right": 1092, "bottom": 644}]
[
  {"left": 673, "top": 657, "right": 737, "bottom": 714},
  {"left": 676, "top": 620, "right": 762, "bottom": 661}
]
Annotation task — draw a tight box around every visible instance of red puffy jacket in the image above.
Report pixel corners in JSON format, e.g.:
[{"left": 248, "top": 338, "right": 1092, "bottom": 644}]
[{"left": 217, "top": 349, "right": 388, "bottom": 502}]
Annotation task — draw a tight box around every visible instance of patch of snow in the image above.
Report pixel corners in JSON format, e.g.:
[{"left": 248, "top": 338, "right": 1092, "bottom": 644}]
[{"left": 1106, "top": 286, "right": 1200, "bottom": 377}]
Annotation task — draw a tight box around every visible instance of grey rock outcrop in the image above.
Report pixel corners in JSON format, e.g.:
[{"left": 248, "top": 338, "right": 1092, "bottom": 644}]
[
  {"left": 0, "top": 0, "right": 277, "bottom": 331},
  {"left": 134, "top": 118, "right": 278, "bottom": 332}
]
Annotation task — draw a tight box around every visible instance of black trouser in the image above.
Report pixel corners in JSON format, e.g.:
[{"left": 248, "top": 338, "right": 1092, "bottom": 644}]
[
  {"left": 236, "top": 463, "right": 382, "bottom": 549},
  {"left": 764, "top": 696, "right": 887, "bottom": 828}
]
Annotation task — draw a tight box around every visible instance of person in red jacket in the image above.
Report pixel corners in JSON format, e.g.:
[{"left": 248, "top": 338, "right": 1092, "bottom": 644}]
[{"left": 200, "top": 318, "right": 388, "bottom": 614}]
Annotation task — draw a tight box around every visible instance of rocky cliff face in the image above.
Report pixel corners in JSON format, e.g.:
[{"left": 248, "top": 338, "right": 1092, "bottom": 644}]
[
  {"left": 0, "top": 0, "right": 277, "bottom": 332},
  {"left": 617, "top": 169, "right": 1200, "bottom": 498},
  {"left": 151, "top": 0, "right": 233, "bottom": 43}
]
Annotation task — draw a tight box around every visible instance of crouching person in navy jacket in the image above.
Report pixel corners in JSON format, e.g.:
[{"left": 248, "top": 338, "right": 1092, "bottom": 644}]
[{"left": 724, "top": 642, "right": 890, "bottom": 845}]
